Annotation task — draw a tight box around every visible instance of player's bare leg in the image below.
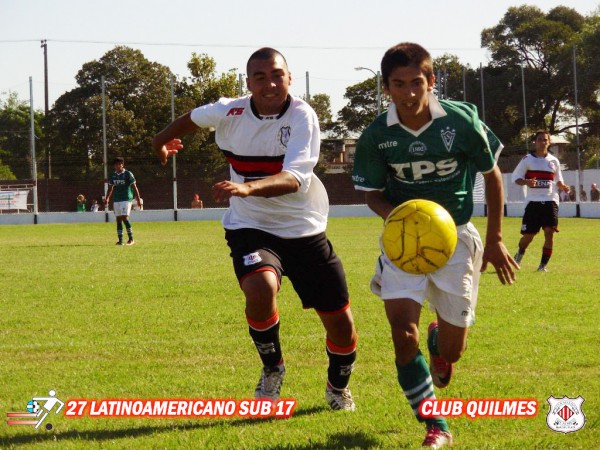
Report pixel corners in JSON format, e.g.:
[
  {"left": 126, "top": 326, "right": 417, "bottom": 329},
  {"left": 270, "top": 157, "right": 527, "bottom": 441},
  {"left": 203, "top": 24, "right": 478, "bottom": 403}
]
[{"left": 514, "top": 233, "right": 534, "bottom": 264}]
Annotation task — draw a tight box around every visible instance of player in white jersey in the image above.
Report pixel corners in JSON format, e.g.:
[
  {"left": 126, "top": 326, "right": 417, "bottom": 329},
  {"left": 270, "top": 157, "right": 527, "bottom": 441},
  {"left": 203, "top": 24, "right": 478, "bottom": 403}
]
[
  {"left": 152, "top": 48, "right": 357, "bottom": 411},
  {"left": 511, "top": 130, "right": 570, "bottom": 271}
]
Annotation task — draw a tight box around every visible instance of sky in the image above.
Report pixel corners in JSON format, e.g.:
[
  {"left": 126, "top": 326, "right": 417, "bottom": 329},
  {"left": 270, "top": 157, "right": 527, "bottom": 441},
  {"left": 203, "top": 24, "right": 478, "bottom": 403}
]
[{"left": 1, "top": 0, "right": 598, "bottom": 117}]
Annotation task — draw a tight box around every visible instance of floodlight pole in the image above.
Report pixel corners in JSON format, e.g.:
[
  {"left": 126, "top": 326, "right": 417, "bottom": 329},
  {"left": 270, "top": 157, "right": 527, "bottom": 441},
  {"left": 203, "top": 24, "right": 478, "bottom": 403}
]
[
  {"left": 41, "top": 39, "right": 51, "bottom": 212},
  {"left": 171, "top": 75, "right": 178, "bottom": 220},
  {"left": 29, "top": 77, "right": 39, "bottom": 222}
]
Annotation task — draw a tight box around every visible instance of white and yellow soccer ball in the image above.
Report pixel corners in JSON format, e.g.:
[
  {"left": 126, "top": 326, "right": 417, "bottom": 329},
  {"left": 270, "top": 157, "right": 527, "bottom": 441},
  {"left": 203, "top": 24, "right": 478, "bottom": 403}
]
[{"left": 382, "top": 199, "right": 458, "bottom": 275}]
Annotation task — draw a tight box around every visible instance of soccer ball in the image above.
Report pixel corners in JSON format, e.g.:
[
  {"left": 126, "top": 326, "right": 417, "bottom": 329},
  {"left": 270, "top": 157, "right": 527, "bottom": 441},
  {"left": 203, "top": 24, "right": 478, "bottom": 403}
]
[
  {"left": 27, "top": 400, "right": 40, "bottom": 413},
  {"left": 382, "top": 199, "right": 457, "bottom": 274}
]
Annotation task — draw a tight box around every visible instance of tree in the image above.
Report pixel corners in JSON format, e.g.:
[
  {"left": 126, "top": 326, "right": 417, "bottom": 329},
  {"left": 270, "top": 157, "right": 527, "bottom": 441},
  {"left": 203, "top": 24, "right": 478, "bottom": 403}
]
[
  {"left": 333, "top": 77, "right": 388, "bottom": 136},
  {"left": 308, "top": 93, "right": 333, "bottom": 131},
  {"left": 0, "top": 92, "right": 43, "bottom": 180},
  {"left": 481, "top": 5, "right": 587, "bottom": 136},
  {"left": 46, "top": 46, "right": 173, "bottom": 180},
  {"left": 45, "top": 48, "right": 240, "bottom": 182},
  {"left": 174, "top": 52, "right": 240, "bottom": 182}
]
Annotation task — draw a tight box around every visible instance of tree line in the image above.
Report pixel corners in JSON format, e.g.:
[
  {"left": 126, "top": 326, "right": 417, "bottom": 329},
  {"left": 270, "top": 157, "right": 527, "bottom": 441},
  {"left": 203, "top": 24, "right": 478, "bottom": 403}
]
[{"left": 1, "top": 4, "right": 599, "bottom": 183}]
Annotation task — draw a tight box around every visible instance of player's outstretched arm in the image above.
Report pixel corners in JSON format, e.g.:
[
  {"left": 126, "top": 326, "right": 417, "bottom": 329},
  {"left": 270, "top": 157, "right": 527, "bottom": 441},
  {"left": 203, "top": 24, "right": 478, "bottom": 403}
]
[
  {"left": 212, "top": 172, "right": 300, "bottom": 202},
  {"left": 481, "top": 166, "right": 518, "bottom": 285},
  {"left": 152, "top": 111, "right": 198, "bottom": 166}
]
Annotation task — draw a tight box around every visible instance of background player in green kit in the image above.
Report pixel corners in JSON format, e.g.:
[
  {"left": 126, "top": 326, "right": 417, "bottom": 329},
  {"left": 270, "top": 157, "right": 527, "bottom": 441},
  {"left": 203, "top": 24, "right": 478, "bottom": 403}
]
[
  {"left": 352, "top": 42, "right": 518, "bottom": 449},
  {"left": 105, "top": 157, "right": 142, "bottom": 245}
]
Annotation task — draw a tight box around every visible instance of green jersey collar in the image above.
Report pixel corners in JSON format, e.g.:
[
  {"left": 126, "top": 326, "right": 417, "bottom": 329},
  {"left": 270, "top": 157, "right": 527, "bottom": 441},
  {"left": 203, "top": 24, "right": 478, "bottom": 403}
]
[{"left": 386, "top": 93, "right": 448, "bottom": 136}]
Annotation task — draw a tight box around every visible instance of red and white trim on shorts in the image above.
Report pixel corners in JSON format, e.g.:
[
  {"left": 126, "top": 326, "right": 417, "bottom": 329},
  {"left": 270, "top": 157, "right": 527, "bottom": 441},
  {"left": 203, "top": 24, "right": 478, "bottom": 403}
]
[{"left": 239, "top": 266, "right": 281, "bottom": 290}]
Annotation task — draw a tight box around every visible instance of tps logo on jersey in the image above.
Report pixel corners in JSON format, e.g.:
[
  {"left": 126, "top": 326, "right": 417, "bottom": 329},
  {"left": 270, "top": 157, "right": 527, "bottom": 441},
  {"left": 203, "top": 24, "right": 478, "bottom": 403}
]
[
  {"left": 226, "top": 108, "right": 245, "bottom": 116},
  {"left": 408, "top": 141, "right": 427, "bottom": 156},
  {"left": 278, "top": 126, "right": 291, "bottom": 149},
  {"left": 441, "top": 127, "right": 456, "bottom": 152},
  {"left": 546, "top": 396, "right": 586, "bottom": 434}
]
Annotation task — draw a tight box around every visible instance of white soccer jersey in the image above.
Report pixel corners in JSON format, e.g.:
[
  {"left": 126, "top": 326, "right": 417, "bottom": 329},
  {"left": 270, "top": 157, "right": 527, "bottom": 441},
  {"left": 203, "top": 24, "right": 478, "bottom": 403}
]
[
  {"left": 190, "top": 95, "right": 328, "bottom": 238},
  {"left": 511, "top": 152, "right": 564, "bottom": 203}
]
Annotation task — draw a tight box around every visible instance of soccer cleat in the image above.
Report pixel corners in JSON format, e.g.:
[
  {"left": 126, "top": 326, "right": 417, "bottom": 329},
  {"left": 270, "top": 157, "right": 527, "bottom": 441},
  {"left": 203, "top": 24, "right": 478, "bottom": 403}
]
[
  {"left": 428, "top": 322, "right": 453, "bottom": 389},
  {"left": 126, "top": 239, "right": 135, "bottom": 246},
  {"left": 325, "top": 384, "right": 356, "bottom": 411},
  {"left": 255, "top": 363, "right": 285, "bottom": 401},
  {"left": 422, "top": 425, "right": 453, "bottom": 448},
  {"left": 536, "top": 264, "right": 547, "bottom": 272},
  {"left": 513, "top": 252, "right": 523, "bottom": 264},
  {"left": 116, "top": 241, "right": 124, "bottom": 246}
]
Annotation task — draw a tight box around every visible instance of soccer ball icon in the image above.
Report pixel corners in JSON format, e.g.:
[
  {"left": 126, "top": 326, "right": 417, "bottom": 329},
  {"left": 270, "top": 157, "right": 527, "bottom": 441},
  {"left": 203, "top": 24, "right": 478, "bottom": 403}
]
[
  {"left": 382, "top": 199, "right": 457, "bottom": 275},
  {"left": 27, "top": 400, "right": 40, "bottom": 413}
]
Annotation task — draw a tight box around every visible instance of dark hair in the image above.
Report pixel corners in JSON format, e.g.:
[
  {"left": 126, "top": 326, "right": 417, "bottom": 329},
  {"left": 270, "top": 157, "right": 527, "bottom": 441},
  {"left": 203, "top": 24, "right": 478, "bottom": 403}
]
[
  {"left": 246, "top": 47, "right": 288, "bottom": 75},
  {"left": 381, "top": 42, "right": 433, "bottom": 87},
  {"left": 113, "top": 157, "right": 124, "bottom": 165},
  {"left": 531, "top": 130, "right": 550, "bottom": 142}
]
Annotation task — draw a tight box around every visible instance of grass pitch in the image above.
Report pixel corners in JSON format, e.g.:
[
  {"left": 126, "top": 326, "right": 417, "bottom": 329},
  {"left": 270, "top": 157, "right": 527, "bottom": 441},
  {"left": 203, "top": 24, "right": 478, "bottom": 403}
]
[{"left": 0, "top": 217, "right": 598, "bottom": 449}]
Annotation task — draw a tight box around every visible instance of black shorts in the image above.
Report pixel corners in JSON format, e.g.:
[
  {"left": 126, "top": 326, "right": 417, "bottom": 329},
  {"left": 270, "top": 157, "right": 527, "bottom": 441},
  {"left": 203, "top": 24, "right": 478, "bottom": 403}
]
[
  {"left": 521, "top": 201, "right": 559, "bottom": 234},
  {"left": 224, "top": 228, "right": 349, "bottom": 313}
]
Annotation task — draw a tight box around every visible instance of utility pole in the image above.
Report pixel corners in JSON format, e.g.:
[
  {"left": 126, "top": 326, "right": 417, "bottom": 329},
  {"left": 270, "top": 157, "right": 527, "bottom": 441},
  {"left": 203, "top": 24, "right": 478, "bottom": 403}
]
[{"left": 41, "top": 39, "right": 50, "bottom": 211}]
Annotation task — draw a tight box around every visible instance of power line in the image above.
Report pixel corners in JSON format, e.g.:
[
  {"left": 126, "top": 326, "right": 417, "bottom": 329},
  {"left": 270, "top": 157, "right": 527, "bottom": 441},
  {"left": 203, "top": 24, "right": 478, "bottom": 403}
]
[{"left": 0, "top": 38, "right": 484, "bottom": 52}]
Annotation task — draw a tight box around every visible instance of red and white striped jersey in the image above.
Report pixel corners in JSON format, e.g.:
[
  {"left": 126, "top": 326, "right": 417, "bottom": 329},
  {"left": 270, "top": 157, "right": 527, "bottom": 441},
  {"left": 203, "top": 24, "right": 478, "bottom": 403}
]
[
  {"left": 190, "top": 95, "right": 328, "bottom": 238},
  {"left": 511, "top": 152, "right": 565, "bottom": 203}
]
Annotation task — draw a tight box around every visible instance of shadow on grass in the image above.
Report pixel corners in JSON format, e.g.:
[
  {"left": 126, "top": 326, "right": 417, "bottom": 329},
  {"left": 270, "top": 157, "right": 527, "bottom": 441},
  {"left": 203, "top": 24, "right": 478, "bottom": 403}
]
[
  {"left": 258, "top": 431, "right": 380, "bottom": 449},
  {"left": 0, "top": 405, "right": 329, "bottom": 447}
]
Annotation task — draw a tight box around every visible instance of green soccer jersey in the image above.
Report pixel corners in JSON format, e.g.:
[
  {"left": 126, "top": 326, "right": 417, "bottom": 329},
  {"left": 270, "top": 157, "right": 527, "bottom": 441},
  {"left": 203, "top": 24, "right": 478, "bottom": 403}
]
[
  {"left": 108, "top": 170, "right": 136, "bottom": 202},
  {"left": 352, "top": 96, "right": 502, "bottom": 225}
]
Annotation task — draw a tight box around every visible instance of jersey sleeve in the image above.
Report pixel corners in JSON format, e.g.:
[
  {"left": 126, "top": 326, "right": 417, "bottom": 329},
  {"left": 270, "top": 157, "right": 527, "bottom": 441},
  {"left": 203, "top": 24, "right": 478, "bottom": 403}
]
[
  {"left": 352, "top": 126, "right": 387, "bottom": 191},
  {"left": 281, "top": 103, "right": 320, "bottom": 193},
  {"left": 190, "top": 98, "right": 230, "bottom": 128},
  {"left": 511, "top": 156, "right": 529, "bottom": 183},
  {"left": 128, "top": 171, "right": 136, "bottom": 185}
]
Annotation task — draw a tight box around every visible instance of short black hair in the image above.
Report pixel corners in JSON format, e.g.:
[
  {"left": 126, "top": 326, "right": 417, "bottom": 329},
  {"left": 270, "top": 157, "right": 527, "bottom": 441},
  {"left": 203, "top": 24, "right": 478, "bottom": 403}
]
[
  {"left": 246, "top": 47, "right": 288, "bottom": 75},
  {"left": 381, "top": 42, "right": 433, "bottom": 87},
  {"left": 532, "top": 130, "right": 550, "bottom": 142},
  {"left": 113, "top": 157, "right": 124, "bottom": 165}
]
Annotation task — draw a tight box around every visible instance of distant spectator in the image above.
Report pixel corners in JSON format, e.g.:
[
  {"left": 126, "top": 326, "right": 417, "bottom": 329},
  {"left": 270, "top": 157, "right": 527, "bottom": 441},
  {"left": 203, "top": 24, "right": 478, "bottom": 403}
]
[
  {"left": 579, "top": 185, "right": 588, "bottom": 202},
  {"left": 591, "top": 183, "right": 600, "bottom": 202},
  {"left": 76, "top": 194, "right": 86, "bottom": 212},
  {"left": 90, "top": 199, "right": 100, "bottom": 212},
  {"left": 569, "top": 186, "right": 576, "bottom": 202},
  {"left": 191, "top": 193, "right": 204, "bottom": 209},
  {"left": 559, "top": 189, "right": 570, "bottom": 202}
]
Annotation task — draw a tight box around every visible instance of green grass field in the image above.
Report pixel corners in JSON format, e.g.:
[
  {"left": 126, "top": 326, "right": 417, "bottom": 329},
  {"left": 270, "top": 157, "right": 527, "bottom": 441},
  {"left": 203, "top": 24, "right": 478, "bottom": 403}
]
[{"left": 0, "top": 217, "right": 598, "bottom": 449}]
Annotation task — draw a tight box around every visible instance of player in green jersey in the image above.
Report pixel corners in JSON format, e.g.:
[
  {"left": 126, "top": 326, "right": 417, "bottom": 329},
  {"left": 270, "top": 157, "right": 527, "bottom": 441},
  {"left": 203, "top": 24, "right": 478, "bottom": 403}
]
[
  {"left": 105, "top": 157, "right": 142, "bottom": 245},
  {"left": 352, "top": 42, "right": 518, "bottom": 449}
]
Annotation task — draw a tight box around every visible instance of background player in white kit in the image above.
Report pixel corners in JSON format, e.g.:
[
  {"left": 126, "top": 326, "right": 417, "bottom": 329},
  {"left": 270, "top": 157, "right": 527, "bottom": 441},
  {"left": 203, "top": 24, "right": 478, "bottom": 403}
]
[
  {"left": 352, "top": 42, "right": 518, "bottom": 448},
  {"left": 152, "top": 48, "right": 357, "bottom": 411},
  {"left": 512, "top": 130, "right": 570, "bottom": 271}
]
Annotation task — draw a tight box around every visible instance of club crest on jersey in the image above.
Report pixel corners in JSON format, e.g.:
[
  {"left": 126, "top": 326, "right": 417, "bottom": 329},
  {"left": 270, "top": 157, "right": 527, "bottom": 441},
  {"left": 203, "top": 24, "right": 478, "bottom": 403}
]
[
  {"left": 243, "top": 252, "right": 262, "bottom": 266},
  {"left": 441, "top": 127, "right": 456, "bottom": 152},
  {"left": 408, "top": 141, "right": 427, "bottom": 156},
  {"left": 546, "top": 396, "right": 586, "bottom": 434},
  {"left": 278, "top": 126, "right": 291, "bottom": 149}
]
